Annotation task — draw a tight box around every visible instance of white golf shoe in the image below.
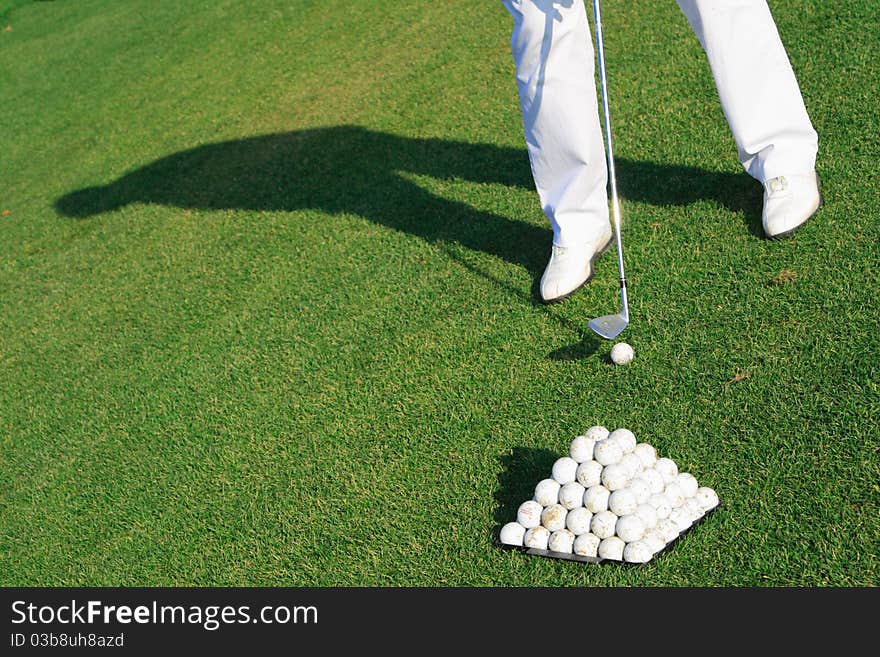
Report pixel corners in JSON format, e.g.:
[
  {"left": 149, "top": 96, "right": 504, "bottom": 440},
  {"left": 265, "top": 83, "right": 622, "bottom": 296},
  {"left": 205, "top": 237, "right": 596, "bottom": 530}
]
[
  {"left": 762, "top": 172, "right": 822, "bottom": 239},
  {"left": 540, "top": 230, "right": 613, "bottom": 304}
]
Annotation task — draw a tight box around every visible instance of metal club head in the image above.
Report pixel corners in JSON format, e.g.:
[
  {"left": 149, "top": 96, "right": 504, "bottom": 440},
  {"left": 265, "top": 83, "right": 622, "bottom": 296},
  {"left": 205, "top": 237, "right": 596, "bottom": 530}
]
[{"left": 588, "top": 312, "right": 628, "bottom": 340}]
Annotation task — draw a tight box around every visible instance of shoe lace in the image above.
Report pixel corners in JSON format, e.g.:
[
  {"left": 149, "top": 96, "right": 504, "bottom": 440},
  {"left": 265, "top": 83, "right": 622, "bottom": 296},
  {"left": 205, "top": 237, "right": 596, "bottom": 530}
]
[{"left": 767, "top": 176, "right": 788, "bottom": 193}]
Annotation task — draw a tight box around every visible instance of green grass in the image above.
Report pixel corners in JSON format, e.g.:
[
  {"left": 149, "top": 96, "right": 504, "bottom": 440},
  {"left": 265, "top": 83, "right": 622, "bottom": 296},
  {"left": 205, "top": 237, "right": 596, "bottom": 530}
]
[{"left": 1, "top": 0, "right": 877, "bottom": 586}]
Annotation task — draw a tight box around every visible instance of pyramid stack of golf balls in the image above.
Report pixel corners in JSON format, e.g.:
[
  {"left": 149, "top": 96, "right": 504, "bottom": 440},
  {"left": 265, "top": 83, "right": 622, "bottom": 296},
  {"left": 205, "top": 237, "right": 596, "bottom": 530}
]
[{"left": 499, "top": 426, "right": 719, "bottom": 563}]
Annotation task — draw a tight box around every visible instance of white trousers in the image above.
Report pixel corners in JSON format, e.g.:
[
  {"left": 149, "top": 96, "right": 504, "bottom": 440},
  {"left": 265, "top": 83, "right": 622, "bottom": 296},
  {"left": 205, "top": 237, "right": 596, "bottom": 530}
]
[{"left": 502, "top": 0, "right": 819, "bottom": 247}]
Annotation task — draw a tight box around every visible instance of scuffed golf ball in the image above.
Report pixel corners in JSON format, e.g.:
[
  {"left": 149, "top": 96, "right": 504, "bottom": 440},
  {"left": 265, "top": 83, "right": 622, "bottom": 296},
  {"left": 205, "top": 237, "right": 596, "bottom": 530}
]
[
  {"left": 654, "top": 458, "right": 679, "bottom": 484},
  {"left": 634, "top": 503, "right": 658, "bottom": 529},
  {"left": 627, "top": 477, "right": 651, "bottom": 504},
  {"left": 517, "top": 500, "right": 543, "bottom": 529},
  {"left": 623, "top": 540, "right": 653, "bottom": 564},
  {"left": 548, "top": 529, "right": 576, "bottom": 554},
  {"left": 642, "top": 528, "right": 666, "bottom": 554},
  {"left": 633, "top": 443, "right": 658, "bottom": 468},
  {"left": 676, "top": 472, "right": 699, "bottom": 499},
  {"left": 620, "top": 453, "right": 644, "bottom": 478},
  {"left": 541, "top": 504, "right": 568, "bottom": 532},
  {"left": 648, "top": 493, "right": 672, "bottom": 520},
  {"left": 576, "top": 460, "right": 603, "bottom": 488},
  {"left": 664, "top": 482, "right": 686, "bottom": 508},
  {"left": 683, "top": 496, "right": 704, "bottom": 521},
  {"left": 591, "top": 510, "right": 619, "bottom": 539},
  {"left": 608, "top": 428, "right": 637, "bottom": 453},
  {"left": 569, "top": 435, "right": 596, "bottom": 463},
  {"left": 610, "top": 342, "right": 634, "bottom": 365},
  {"left": 552, "top": 456, "right": 579, "bottom": 485},
  {"left": 523, "top": 526, "right": 550, "bottom": 550},
  {"left": 533, "top": 478, "right": 561, "bottom": 507},
  {"left": 616, "top": 514, "right": 646, "bottom": 543},
  {"left": 499, "top": 522, "right": 527, "bottom": 546},
  {"left": 608, "top": 488, "right": 638, "bottom": 516},
  {"left": 669, "top": 508, "right": 693, "bottom": 532},
  {"left": 695, "top": 486, "right": 720, "bottom": 512},
  {"left": 573, "top": 532, "right": 601, "bottom": 558},
  {"left": 639, "top": 468, "right": 666, "bottom": 495},
  {"left": 600, "top": 463, "right": 629, "bottom": 491},
  {"left": 655, "top": 518, "right": 680, "bottom": 543},
  {"left": 583, "top": 485, "right": 611, "bottom": 513},
  {"left": 559, "top": 482, "right": 586, "bottom": 510},
  {"left": 584, "top": 425, "right": 610, "bottom": 442},
  {"left": 594, "top": 440, "right": 624, "bottom": 466},
  {"left": 566, "top": 507, "right": 593, "bottom": 535},
  {"left": 598, "top": 536, "right": 625, "bottom": 561}
]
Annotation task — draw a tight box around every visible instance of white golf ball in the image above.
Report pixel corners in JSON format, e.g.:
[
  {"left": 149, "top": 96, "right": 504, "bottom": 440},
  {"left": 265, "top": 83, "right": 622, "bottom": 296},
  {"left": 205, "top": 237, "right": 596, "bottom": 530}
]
[
  {"left": 642, "top": 528, "right": 666, "bottom": 554},
  {"left": 620, "top": 453, "right": 644, "bottom": 479},
  {"left": 533, "top": 478, "right": 561, "bottom": 507},
  {"left": 594, "top": 440, "right": 624, "bottom": 466},
  {"left": 598, "top": 536, "right": 625, "bottom": 561},
  {"left": 608, "top": 488, "right": 638, "bottom": 516},
  {"left": 655, "top": 518, "right": 680, "bottom": 543},
  {"left": 499, "top": 522, "right": 527, "bottom": 546},
  {"left": 654, "top": 458, "right": 679, "bottom": 484},
  {"left": 523, "top": 526, "right": 550, "bottom": 550},
  {"left": 608, "top": 428, "right": 637, "bottom": 453},
  {"left": 648, "top": 493, "right": 672, "bottom": 520},
  {"left": 696, "top": 486, "right": 720, "bottom": 512},
  {"left": 559, "top": 482, "right": 587, "bottom": 510},
  {"left": 566, "top": 507, "right": 593, "bottom": 535},
  {"left": 676, "top": 472, "right": 699, "bottom": 499},
  {"left": 623, "top": 540, "right": 654, "bottom": 564},
  {"left": 552, "top": 456, "right": 579, "bottom": 485},
  {"left": 634, "top": 503, "right": 658, "bottom": 529},
  {"left": 573, "top": 532, "right": 601, "bottom": 558},
  {"left": 541, "top": 504, "right": 568, "bottom": 532},
  {"left": 601, "top": 463, "right": 629, "bottom": 491},
  {"left": 633, "top": 443, "right": 658, "bottom": 468},
  {"left": 610, "top": 342, "right": 634, "bottom": 365},
  {"left": 575, "top": 460, "right": 603, "bottom": 488},
  {"left": 583, "top": 485, "right": 611, "bottom": 513},
  {"left": 591, "top": 510, "right": 618, "bottom": 539},
  {"left": 664, "top": 482, "right": 686, "bottom": 508},
  {"left": 548, "top": 529, "right": 576, "bottom": 554},
  {"left": 569, "top": 435, "right": 596, "bottom": 463},
  {"left": 615, "top": 514, "right": 646, "bottom": 543},
  {"left": 583, "top": 425, "right": 610, "bottom": 442},
  {"left": 517, "top": 500, "right": 543, "bottom": 529},
  {"left": 639, "top": 468, "right": 666, "bottom": 495},
  {"left": 627, "top": 477, "right": 651, "bottom": 504},
  {"left": 669, "top": 508, "right": 693, "bottom": 532},
  {"left": 683, "top": 496, "right": 704, "bottom": 521}
]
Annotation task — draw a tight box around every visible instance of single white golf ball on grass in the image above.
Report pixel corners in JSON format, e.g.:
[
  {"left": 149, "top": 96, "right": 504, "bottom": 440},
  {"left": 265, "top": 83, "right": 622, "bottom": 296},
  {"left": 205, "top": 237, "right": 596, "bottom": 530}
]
[
  {"left": 517, "top": 500, "right": 543, "bottom": 529},
  {"left": 641, "top": 528, "right": 666, "bottom": 554},
  {"left": 639, "top": 468, "right": 666, "bottom": 495},
  {"left": 654, "top": 458, "right": 679, "bottom": 484},
  {"left": 696, "top": 487, "right": 720, "bottom": 512},
  {"left": 499, "top": 522, "right": 527, "bottom": 546},
  {"left": 566, "top": 507, "right": 593, "bottom": 535},
  {"left": 584, "top": 425, "right": 610, "bottom": 442},
  {"left": 551, "top": 456, "right": 579, "bottom": 485},
  {"left": 533, "top": 478, "right": 561, "bottom": 507},
  {"left": 523, "top": 526, "right": 550, "bottom": 550},
  {"left": 541, "top": 504, "right": 568, "bottom": 532},
  {"left": 616, "top": 515, "right": 646, "bottom": 543},
  {"left": 648, "top": 493, "right": 672, "bottom": 519},
  {"left": 627, "top": 477, "right": 651, "bottom": 504},
  {"left": 559, "top": 482, "right": 586, "bottom": 510},
  {"left": 573, "top": 532, "right": 601, "bottom": 558},
  {"left": 583, "top": 485, "right": 611, "bottom": 513},
  {"left": 608, "top": 428, "right": 637, "bottom": 453},
  {"left": 600, "top": 463, "right": 629, "bottom": 491},
  {"left": 623, "top": 540, "right": 654, "bottom": 564},
  {"left": 633, "top": 443, "right": 658, "bottom": 468},
  {"left": 608, "top": 488, "right": 638, "bottom": 516},
  {"left": 635, "top": 503, "right": 658, "bottom": 529},
  {"left": 598, "top": 536, "right": 625, "bottom": 561},
  {"left": 655, "top": 518, "right": 680, "bottom": 543},
  {"left": 594, "top": 439, "right": 624, "bottom": 466},
  {"left": 569, "top": 435, "right": 596, "bottom": 463},
  {"left": 548, "top": 529, "right": 576, "bottom": 554},
  {"left": 591, "top": 510, "right": 619, "bottom": 539},
  {"left": 610, "top": 342, "right": 634, "bottom": 365},
  {"left": 676, "top": 472, "right": 699, "bottom": 499},
  {"left": 576, "top": 460, "right": 603, "bottom": 488}
]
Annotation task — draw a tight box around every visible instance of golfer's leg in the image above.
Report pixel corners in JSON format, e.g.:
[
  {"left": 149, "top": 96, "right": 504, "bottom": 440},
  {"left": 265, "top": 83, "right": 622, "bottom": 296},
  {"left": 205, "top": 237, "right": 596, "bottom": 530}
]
[
  {"left": 676, "top": 0, "right": 818, "bottom": 182},
  {"left": 502, "top": 0, "right": 610, "bottom": 247}
]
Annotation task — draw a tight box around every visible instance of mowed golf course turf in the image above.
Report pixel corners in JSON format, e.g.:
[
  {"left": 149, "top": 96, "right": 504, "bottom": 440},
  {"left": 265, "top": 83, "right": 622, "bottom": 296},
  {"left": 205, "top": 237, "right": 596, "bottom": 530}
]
[{"left": 1, "top": 0, "right": 878, "bottom": 586}]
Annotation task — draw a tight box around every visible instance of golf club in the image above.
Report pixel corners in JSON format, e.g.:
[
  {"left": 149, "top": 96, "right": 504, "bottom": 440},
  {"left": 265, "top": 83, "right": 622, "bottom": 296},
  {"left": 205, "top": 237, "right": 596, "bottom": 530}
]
[{"left": 589, "top": 0, "right": 630, "bottom": 340}]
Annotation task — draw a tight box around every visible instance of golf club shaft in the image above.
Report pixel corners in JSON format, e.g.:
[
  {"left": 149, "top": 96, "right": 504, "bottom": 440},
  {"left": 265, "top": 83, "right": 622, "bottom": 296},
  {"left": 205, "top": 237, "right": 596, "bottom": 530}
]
[{"left": 592, "top": 0, "right": 629, "bottom": 320}]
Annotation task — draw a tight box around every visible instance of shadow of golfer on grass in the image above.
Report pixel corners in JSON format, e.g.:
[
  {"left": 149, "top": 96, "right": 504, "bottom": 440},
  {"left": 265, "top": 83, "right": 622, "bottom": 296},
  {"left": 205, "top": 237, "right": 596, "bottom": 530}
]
[{"left": 56, "top": 126, "right": 764, "bottom": 269}]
